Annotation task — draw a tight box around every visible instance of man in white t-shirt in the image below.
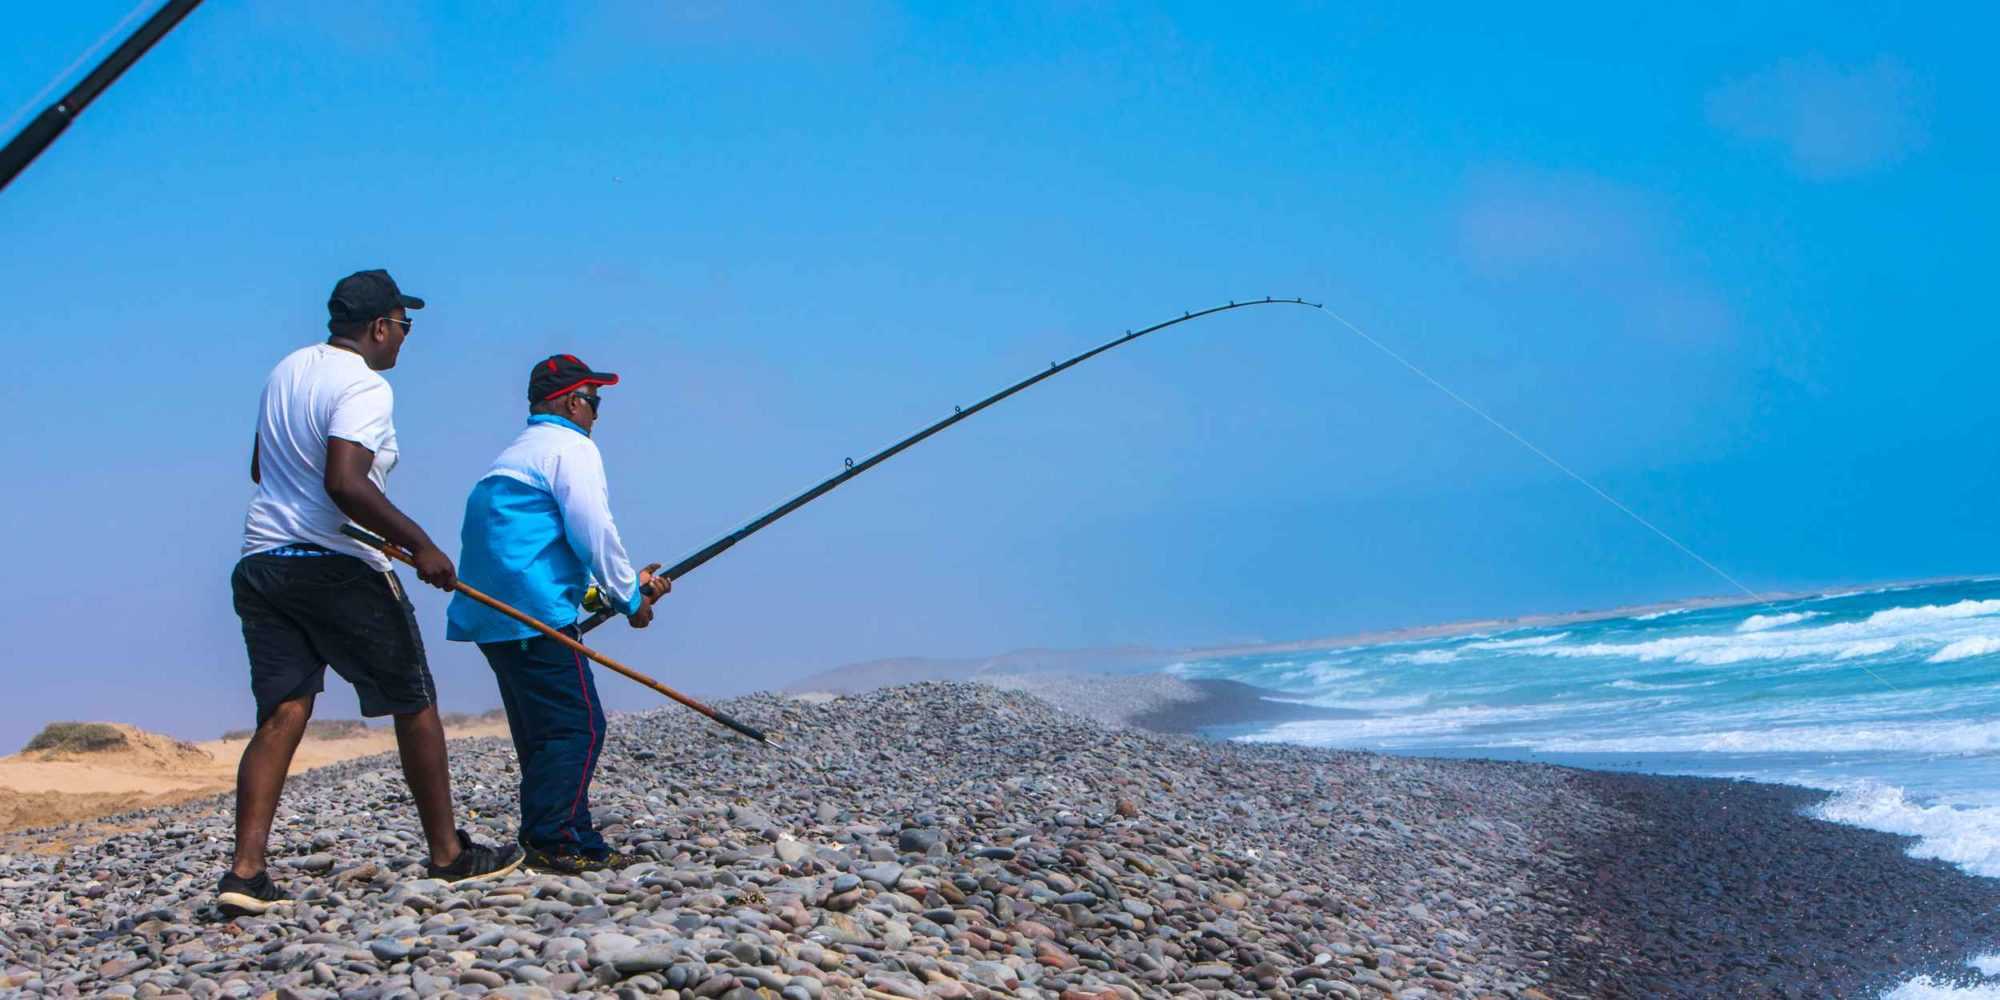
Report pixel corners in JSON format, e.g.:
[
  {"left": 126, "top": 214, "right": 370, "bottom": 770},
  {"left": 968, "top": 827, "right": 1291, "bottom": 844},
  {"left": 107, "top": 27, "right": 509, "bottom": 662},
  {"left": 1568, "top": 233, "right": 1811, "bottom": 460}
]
[{"left": 222, "top": 270, "right": 521, "bottom": 917}]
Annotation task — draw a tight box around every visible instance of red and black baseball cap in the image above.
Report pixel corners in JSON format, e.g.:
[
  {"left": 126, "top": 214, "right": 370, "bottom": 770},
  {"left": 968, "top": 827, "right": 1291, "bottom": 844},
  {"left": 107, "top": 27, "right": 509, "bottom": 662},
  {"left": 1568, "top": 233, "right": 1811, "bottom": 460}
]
[
  {"left": 328, "top": 269, "right": 425, "bottom": 323},
  {"left": 529, "top": 354, "right": 620, "bottom": 402}
]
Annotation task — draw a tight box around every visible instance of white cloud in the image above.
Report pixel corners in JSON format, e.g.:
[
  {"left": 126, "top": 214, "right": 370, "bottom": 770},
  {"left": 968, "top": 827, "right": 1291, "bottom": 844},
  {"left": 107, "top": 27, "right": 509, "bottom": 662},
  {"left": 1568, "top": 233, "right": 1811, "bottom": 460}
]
[
  {"left": 1457, "top": 169, "right": 1651, "bottom": 276},
  {"left": 1454, "top": 167, "right": 1734, "bottom": 346},
  {"left": 1706, "top": 55, "right": 1929, "bottom": 179}
]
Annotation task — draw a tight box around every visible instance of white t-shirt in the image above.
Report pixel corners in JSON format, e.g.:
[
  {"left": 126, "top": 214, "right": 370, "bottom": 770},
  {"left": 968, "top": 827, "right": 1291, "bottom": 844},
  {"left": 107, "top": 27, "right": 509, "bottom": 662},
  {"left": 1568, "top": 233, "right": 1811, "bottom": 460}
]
[{"left": 242, "top": 344, "right": 399, "bottom": 570}]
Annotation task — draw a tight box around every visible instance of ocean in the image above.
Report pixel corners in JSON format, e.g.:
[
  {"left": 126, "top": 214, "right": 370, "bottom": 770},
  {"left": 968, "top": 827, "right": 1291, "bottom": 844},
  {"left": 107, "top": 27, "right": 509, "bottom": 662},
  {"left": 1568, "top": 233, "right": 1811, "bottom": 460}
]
[{"left": 1164, "top": 577, "right": 2000, "bottom": 998}]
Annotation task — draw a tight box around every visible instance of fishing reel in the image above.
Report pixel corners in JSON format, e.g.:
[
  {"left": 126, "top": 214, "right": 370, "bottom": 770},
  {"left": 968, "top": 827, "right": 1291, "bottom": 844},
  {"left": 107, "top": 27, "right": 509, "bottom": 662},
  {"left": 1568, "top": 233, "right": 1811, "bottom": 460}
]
[{"left": 581, "top": 567, "right": 668, "bottom": 616}]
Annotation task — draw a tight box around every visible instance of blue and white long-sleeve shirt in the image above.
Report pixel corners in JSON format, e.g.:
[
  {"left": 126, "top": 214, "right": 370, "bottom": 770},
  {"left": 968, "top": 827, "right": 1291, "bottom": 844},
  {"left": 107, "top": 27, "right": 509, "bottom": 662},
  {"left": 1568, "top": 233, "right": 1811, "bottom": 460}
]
[{"left": 446, "top": 414, "right": 643, "bottom": 643}]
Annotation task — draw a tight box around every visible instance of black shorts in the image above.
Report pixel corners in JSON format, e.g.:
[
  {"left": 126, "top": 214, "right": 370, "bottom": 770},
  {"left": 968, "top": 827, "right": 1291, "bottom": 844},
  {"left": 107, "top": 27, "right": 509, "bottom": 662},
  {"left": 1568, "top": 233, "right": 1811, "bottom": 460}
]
[{"left": 231, "top": 548, "right": 436, "bottom": 726}]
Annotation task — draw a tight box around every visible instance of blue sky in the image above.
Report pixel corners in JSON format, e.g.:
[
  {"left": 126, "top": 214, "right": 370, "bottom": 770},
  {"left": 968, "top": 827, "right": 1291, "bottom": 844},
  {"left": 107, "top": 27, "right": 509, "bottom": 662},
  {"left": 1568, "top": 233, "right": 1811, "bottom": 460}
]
[{"left": 1, "top": 2, "right": 1992, "bottom": 746}]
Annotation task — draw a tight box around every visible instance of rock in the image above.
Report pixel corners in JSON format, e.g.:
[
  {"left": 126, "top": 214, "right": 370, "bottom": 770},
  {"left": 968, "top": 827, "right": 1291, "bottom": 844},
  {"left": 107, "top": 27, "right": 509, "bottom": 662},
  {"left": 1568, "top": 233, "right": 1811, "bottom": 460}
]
[
  {"left": 611, "top": 946, "right": 679, "bottom": 975},
  {"left": 896, "top": 829, "right": 940, "bottom": 854},
  {"left": 589, "top": 932, "right": 643, "bottom": 964},
  {"left": 98, "top": 957, "right": 148, "bottom": 979},
  {"left": 542, "top": 938, "right": 588, "bottom": 963},
  {"left": 861, "top": 971, "right": 926, "bottom": 999},
  {"left": 691, "top": 974, "right": 736, "bottom": 998},
  {"left": 967, "top": 962, "right": 1019, "bottom": 989},
  {"left": 510, "top": 964, "right": 555, "bottom": 984},
  {"left": 367, "top": 940, "right": 412, "bottom": 963},
  {"left": 458, "top": 969, "right": 506, "bottom": 988},
  {"left": 727, "top": 805, "right": 776, "bottom": 832},
  {"left": 857, "top": 863, "right": 903, "bottom": 887}
]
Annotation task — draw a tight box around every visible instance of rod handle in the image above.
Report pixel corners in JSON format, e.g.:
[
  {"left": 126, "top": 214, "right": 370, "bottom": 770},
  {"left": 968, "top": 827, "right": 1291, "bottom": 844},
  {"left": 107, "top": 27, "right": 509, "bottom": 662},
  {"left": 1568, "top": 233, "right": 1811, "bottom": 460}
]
[
  {"left": 338, "top": 525, "right": 781, "bottom": 751},
  {"left": 577, "top": 606, "right": 618, "bottom": 635},
  {"left": 340, "top": 523, "right": 397, "bottom": 554}
]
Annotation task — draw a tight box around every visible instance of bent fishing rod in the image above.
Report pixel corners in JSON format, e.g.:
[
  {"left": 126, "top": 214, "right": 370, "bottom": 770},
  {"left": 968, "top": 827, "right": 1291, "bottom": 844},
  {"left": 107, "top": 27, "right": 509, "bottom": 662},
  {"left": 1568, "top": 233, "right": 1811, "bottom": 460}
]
[
  {"left": 579, "top": 296, "right": 1320, "bottom": 634},
  {"left": 337, "top": 523, "right": 784, "bottom": 751}
]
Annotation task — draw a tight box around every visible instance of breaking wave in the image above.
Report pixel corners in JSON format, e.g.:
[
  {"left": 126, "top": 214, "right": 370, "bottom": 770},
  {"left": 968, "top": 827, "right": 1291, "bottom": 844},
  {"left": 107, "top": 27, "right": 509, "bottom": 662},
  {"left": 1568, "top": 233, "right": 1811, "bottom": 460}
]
[
  {"left": 1930, "top": 636, "right": 2000, "bottom": 664},
  {"left": 1814, "top": 781, "right": 2000, "bottom": 879},
  {"left": 1885, "top": 974, "right": 2000, "bottom": 999},
  {"left": 1386, "top": 649, "right": 1459, "bottom": 665},
  {"left": 1538, "top": 718, "right": 2000, "bottom": 755},
  {"left": 1737, "top": 611, "right": 1822, "bottom": 632},
  {"left": 1463, "top": 632, "right": 1571, "bottom": 650},
  {"left": 1607, "top": 677, "right": 1722, "bottom": 691}
]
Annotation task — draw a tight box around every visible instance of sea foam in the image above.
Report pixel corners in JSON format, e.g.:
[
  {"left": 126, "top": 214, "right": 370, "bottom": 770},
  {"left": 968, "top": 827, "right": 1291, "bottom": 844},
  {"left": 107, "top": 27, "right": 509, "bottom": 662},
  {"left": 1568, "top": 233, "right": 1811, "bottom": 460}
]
[
  {"left": 1386, "top": 649, "right": 1459, "bottom": 665},
  {"left": 1737, "top": 611, "right": 1822, "bottom": 632},
  {"left": 1540, "top": 718, "right": 2000, "bottom": 755},
  {"left": 1464, "top": 632, "right": 1572, "bottom": 650},
  {"left": 1519, "top": 596, "right": 2000, "bottom": 667},
  {"left": 1813, "top": 781, "right": 2000, "bottom": 879},
  {"left": 1930, "top": 636, "right": 2000, "bottom": 663},
  {"left": 1607, "top": 677, "right": 1721, "bottom": 691},
  {"left": 1884, "top": 976, "right": 2000, "bottom": 999}
]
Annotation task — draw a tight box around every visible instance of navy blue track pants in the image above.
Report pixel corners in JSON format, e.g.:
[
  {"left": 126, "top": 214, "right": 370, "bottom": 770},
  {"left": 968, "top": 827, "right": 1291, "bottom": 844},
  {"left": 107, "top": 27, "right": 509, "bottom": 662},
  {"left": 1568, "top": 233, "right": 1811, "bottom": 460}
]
[{"left": 477, "top": 628, "right": 610, "bottom": 854}]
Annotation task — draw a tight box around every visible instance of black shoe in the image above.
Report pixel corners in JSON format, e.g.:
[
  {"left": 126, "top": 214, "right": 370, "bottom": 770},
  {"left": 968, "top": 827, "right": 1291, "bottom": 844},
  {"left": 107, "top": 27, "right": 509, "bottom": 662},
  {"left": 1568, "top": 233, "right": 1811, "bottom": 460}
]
[
  {"left": 216, "top": 870, "right": 294, "bottom": 917},
  {"left": 522, "top": 843, "right": 638, "bottom": 875},
  {"left": 426, "top": 829, "right": 524, "bottom": 885}
]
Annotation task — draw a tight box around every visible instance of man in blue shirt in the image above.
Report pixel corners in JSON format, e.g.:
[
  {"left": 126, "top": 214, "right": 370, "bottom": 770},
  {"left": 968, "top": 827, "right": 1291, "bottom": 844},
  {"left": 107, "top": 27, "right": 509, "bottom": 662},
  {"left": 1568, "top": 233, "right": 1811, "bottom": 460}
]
[{"left": 448, "top": 354, "right": 667, "bottom": 874}]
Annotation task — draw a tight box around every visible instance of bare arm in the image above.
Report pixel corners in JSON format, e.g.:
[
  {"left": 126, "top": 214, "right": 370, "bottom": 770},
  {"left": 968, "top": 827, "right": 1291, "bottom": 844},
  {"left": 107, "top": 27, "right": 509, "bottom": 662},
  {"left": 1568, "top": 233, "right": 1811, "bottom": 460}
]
[
  {"left": 250, "top": 437, "right": 260, "bottom": 484},
  {"left": 324, "top": 438, "right": 455, "bottom": 589}
]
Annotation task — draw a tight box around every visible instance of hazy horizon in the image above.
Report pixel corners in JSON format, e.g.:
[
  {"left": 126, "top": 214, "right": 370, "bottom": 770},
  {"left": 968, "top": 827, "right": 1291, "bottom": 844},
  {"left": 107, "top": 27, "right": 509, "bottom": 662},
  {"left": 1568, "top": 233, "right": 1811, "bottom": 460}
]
[{"left": 12, "top": 568, "right": 1991, "bottom": 747}]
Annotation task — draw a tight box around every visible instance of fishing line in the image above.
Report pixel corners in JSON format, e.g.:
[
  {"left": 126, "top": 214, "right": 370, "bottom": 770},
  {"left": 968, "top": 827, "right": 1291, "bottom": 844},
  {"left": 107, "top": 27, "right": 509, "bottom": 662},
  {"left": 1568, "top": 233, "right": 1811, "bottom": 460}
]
[
  {"left": 0, "top": 0, "right": 159, "bottom": 138},
  {"left": 1312, "top": 307, "right": 1903, "bottom": 693}
]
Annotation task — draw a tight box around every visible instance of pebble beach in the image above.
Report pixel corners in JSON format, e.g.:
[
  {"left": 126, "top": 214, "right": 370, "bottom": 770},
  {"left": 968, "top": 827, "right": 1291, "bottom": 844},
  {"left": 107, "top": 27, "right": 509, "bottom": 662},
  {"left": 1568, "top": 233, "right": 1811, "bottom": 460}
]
[{"left": 0, "top": 680, "right": 1994, "bottom": 999}]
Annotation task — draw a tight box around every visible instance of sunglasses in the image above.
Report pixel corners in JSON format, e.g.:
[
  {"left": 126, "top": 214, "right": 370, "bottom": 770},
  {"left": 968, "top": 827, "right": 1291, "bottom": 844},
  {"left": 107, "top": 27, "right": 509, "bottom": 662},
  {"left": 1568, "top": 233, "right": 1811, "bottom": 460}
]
[
  {"left": 573, "top": 392, "right": 602, "bottom": 414},
  {"left": 384, "top": 315, "right": 413, "bottom": 333}
]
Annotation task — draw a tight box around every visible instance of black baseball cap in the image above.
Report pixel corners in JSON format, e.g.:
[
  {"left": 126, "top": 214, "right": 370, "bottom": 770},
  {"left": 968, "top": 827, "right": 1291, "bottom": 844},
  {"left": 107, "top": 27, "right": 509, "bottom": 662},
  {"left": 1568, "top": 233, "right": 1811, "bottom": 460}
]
[
  {"left": 328, "top": 269, "right": 425, "bottom": 323},
  {"left": 530, "top": 354, "right": 620, "bottom": 402}
]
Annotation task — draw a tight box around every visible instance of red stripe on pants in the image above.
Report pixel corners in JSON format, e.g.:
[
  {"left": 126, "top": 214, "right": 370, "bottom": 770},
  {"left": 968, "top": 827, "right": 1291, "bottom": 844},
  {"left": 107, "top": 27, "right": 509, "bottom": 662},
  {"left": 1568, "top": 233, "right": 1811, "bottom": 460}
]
[{"left": 564, "top": 645, "right": 599, "bottom": 842}]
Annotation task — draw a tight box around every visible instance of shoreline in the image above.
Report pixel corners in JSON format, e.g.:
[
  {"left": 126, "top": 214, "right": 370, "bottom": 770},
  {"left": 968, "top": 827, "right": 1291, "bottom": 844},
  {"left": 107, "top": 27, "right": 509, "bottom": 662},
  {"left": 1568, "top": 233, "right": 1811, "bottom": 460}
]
[
  {"left": 1543, "top": 771, "right": 2000, "bottom": 998},
  {"left": 1004, "top": 671, "right": 2000, "bottom": 996},
  {"left": 1, "top": 682, "right": 1994, "bottom": 997}
]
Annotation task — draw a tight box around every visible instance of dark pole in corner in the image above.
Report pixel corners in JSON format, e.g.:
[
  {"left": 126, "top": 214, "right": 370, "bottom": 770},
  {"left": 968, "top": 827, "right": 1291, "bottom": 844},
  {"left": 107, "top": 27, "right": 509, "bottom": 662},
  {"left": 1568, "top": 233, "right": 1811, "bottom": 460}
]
[{"left": 0, "top": 0, "right": 204, "bottom": 194}]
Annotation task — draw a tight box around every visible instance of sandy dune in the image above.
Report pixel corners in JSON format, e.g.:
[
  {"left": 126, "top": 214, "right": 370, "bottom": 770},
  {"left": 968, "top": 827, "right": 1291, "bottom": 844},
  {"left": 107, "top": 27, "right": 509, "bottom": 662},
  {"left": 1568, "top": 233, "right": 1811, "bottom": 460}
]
[{"left": 0, "top": 720, "right": 511, "bottom": 838}]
